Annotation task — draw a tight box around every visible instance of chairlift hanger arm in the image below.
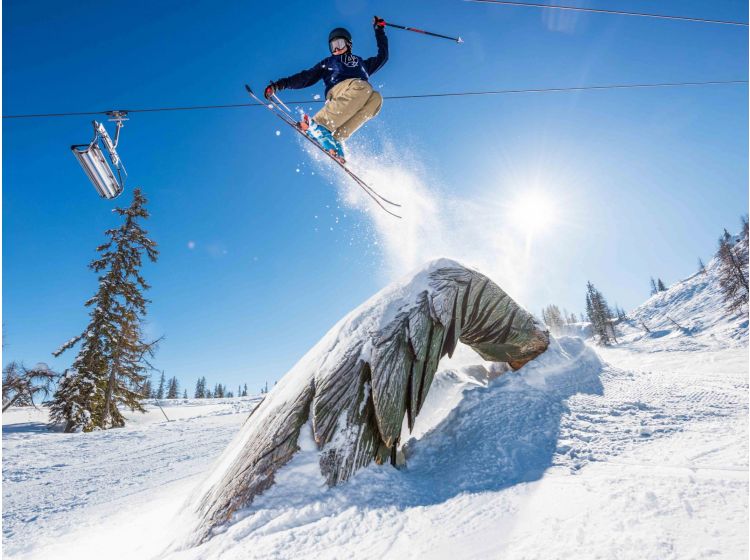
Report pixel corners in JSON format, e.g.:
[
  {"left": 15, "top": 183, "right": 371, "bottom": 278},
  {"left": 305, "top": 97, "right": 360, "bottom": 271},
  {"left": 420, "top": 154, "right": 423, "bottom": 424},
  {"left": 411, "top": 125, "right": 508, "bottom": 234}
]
[{"left": 106, "top": 111, "right": 128, "bottom": 148}]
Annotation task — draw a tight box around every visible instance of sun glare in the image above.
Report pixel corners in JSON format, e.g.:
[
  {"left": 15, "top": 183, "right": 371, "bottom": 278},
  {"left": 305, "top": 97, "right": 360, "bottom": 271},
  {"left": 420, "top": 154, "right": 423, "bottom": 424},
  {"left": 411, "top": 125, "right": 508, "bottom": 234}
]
[{"left": 507, "top": 191, "right": 557, "bottom": 235}]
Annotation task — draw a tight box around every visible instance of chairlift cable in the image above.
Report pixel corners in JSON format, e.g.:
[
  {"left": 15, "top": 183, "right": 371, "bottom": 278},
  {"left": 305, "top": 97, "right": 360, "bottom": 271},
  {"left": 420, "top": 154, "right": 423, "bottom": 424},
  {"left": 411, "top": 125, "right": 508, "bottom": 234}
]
[
  {"left": 2, "top": 79, "right": 747, "bottom": 120},
  {"left": 464, "top": 0, "right": 749, "bottom": 27}
]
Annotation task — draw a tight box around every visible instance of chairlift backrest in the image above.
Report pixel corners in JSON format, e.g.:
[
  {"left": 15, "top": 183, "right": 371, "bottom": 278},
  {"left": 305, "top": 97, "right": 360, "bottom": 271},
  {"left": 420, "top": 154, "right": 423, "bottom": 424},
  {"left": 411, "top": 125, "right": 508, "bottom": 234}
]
[{"left": 71, "top": 115, "right": 127, "bottom": 200}]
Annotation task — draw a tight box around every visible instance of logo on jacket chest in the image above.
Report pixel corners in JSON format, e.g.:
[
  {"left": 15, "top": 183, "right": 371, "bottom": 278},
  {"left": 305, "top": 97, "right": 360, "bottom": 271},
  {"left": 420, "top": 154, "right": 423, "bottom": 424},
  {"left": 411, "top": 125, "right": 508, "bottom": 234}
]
[{"left": 341, "top": 54, "right": 360, "bottom": 68}]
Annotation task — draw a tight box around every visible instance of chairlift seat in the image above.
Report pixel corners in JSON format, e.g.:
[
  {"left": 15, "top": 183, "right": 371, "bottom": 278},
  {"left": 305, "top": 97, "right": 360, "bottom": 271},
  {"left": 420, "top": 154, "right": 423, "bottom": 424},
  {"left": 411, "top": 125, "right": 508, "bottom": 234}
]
[{"left": 71, "top": 117, "right": 127, "bottom": 200}]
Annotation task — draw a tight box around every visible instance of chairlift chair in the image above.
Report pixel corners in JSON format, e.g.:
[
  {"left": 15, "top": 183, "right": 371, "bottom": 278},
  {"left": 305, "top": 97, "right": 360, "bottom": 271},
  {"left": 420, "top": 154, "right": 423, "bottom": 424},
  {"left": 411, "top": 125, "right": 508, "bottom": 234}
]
[{"left": 71, "top": 111, "right": 128, "bottom": 199}]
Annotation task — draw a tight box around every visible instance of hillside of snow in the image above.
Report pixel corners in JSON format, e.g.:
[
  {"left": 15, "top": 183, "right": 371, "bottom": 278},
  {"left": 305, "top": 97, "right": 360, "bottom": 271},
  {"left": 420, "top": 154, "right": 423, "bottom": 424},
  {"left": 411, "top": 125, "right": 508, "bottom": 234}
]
[
  {"left": 616, "top": 254, "right": 748, "bottom": 351},
  {"left": 2, "top": 256, "right": 747, "bottom": 560}
]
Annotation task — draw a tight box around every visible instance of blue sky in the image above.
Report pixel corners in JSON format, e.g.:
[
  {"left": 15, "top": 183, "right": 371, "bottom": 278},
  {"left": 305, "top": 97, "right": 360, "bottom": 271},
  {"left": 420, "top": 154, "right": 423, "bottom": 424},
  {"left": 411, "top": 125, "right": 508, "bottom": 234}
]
[{"left": 3, "top": 0, "right": 747, "bottom": 394}]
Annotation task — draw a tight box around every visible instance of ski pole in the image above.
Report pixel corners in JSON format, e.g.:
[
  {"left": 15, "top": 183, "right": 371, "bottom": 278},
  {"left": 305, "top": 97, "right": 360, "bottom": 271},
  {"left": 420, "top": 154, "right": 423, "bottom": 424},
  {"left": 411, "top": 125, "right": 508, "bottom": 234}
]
[
  {"left": 156, "top": 400, "right": 171, "bottom": 422},
  {"left": 381, "top": 20, "right": 463, "bottom": 43},
  {"left": 271, "top": 93, "right": 291, "bottom": 114}
]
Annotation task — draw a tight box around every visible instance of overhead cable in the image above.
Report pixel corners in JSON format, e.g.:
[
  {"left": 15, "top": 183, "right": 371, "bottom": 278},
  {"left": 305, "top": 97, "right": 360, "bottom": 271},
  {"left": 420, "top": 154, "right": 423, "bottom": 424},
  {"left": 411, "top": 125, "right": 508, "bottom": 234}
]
[
  {"left": 465, "top": 0, "right": 749, "bottom": 27},
  {"left": 3, "top": 79, "right": 747, "bottom": 120}
]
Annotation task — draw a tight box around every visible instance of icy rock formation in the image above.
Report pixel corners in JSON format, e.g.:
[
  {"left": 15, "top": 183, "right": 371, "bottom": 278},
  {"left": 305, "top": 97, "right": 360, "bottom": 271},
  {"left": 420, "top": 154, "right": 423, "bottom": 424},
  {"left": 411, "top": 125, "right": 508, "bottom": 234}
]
[{"left": 189, "top": 259, "right": 549, "bottom": 542}]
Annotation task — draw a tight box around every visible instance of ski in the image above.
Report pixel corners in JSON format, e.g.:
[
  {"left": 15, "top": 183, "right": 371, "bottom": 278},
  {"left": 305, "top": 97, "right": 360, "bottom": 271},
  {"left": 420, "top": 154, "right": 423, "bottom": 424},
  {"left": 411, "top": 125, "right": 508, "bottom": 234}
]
[
  {"left": 251, "top": 85, "right": 402, "bottom": 212},
  {"left": 259, "top": 87, "right": 402, "bottom": 208},
  {"left": 245, "top": 85, "right": 402, "bottom": 218},
  {"left": 266, "top": 93, "right": 403, "bottom": 210}
]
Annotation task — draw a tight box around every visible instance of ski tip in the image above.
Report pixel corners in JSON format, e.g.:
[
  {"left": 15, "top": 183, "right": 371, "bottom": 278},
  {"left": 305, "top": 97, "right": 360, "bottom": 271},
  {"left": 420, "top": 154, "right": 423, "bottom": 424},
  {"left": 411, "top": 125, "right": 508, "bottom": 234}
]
[
  {"left": 457, "top": 36, "right": 464, "bottom": 44},
  {"left": 245, "top": 84, "right": 253, "bottom": 93}
]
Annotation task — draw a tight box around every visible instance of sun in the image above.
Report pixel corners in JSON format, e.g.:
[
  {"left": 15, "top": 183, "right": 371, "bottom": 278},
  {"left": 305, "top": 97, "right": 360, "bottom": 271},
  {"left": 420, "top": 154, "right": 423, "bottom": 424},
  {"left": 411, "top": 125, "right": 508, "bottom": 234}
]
[{"left": 507, "top": 191, "right": 558, "bottom": 235}]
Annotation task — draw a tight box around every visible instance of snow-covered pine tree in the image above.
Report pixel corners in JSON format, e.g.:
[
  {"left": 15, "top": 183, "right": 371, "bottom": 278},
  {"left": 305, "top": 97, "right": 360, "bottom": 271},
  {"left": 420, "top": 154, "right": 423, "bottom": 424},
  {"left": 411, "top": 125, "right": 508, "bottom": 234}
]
[
  {"left": 242, "top": 383, "right": 248, "bottom": 397},
  {"left": 166, "top": 376, "right": 179, "bottom": 399},
  {"left": 716, "top": 219, "right": 749, "bottom": 313},
  {"left": 205, "top": 388, "right": 213, "bottom": 398},
  {"left": 49, "top": 189, "right": 159, "bottom": 432},
  {"left": 657, "top": 278, "right": 667, "bottom": 292},
  {"left": 183, "top": 389, "right": 188, "bottom": 399},
  {"left": 698, "top": 257, "right": 706, "bottom": 274}
]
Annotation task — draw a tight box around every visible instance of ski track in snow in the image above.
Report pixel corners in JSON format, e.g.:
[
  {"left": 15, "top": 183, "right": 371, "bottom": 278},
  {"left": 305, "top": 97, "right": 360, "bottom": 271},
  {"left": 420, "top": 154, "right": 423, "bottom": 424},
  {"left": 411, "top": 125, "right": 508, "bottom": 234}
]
[{"left": 3, "top": 257, "right": 748, "bottom": 559}]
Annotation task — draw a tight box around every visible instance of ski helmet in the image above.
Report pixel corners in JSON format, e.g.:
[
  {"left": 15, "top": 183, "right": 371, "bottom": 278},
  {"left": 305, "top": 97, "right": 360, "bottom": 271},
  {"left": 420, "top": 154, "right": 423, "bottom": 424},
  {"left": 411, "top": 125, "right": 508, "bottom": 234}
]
[
  {"left": 328, "top": 27, "right": 352, "bottom": 52},
  {"left": 328, "top": 27, "right": 352, "bottom": 43}
]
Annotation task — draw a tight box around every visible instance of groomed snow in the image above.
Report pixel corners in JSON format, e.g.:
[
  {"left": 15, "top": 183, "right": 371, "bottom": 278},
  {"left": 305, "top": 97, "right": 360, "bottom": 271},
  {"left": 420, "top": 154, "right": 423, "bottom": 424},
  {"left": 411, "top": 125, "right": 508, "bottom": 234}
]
[{"left": 3, "top": 256, "right": 747, "bottom": 559}]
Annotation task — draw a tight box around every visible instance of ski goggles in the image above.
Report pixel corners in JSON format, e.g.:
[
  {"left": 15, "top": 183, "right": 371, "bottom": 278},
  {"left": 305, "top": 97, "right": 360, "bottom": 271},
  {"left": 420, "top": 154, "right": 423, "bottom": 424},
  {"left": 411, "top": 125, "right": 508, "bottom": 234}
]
[{"left": 329, "top": 38, "right": 348, "bottom": 53}]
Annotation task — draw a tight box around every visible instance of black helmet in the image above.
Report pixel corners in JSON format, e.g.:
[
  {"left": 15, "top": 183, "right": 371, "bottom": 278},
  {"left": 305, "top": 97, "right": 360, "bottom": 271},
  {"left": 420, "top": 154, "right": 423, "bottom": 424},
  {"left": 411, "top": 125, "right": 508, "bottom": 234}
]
[{"left": 328, "top": 27, "right": 352, "bottom": 43}]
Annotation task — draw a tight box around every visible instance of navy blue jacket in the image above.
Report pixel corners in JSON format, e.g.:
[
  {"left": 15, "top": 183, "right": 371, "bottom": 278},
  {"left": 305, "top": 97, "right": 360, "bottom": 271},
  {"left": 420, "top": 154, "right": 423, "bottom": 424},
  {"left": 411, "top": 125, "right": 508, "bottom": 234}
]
[{"left": 275, "top": 28, "right": 388, "bottom": 97}]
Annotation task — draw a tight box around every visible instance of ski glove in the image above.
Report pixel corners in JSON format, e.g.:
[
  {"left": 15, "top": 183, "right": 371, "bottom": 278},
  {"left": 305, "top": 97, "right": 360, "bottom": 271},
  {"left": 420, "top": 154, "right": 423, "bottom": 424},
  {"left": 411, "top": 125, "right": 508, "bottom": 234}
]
[
  {"left": 373, "top": 16, "right": 386, "bottom": 30},
  {"left": 264, "top": 82, "right": 281, "bottom": 100}
]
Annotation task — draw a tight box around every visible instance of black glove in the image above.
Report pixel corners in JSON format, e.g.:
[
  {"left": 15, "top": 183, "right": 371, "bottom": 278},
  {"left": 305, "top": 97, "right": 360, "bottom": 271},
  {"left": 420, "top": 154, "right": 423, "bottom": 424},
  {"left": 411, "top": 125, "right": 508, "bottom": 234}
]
[
  {"left": 264, "top": 81, "right": 280, "bottom": 100},
  {"left": 373, "top": 16, "right": 386, "bottom": 30}
]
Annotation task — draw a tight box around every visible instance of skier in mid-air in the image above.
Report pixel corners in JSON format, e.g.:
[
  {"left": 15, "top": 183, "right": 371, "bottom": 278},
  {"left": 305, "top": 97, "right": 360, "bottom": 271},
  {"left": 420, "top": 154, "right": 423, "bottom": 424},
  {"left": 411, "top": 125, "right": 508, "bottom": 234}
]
[{"left": 264, "top": 16, "right": 388, "bottom": 163}]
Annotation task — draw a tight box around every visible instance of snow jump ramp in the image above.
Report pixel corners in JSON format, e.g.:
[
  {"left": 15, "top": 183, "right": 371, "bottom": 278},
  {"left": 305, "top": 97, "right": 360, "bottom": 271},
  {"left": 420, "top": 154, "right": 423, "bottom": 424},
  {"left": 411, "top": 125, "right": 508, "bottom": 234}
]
[{"left": 186, "top": 259, "right": 550, "bottom": 543}]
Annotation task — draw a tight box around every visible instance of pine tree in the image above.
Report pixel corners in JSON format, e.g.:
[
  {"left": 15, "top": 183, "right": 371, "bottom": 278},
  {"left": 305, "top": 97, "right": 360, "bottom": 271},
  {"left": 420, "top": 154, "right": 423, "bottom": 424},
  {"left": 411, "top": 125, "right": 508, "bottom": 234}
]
[
  {"left": 657, "top": 278, "right": 667, "bottom": 292},
  {"left": 141, "top": 378, "right": 153, "bottom": 399},
  {"left": 183, "top": 389, "right": 188, "bottom": 399},
  {"left": 562, "top": 309, "right": 577, "bottom": 325},
  {"left": 716, "top": 219, "right": 749, "bottom": 313},
  {"left": 166, "top": 376, "right": 179, "bottom": 399},
  {"left": 649, "top": 277, "right": 658, "bottom": 296},
  {"left": 194, "top": 376, "right": 206, "bottom": 398},
  {"left": 541, "top": 304, "right": 565, "bottom": 335},
  {"left": 49, "top": 189, "right": 159, "bottom": 432},
  {"left": 697, "top": 257, "right": 706, "bottom": 274},
  {"left": 614, "top": 305, "right": 626, "bottom": 321},
  {"left": 215, "top": 383, "right": 224, "bottom": 398},
  {"left": 242, "top": 383, "right": 248, "bottom": 397},
  {"left": 585, "top": 281, "right": 616, "bottom": 345},
  {"left": 155, "top": 371, "right": 166, "bottom": 400},
  {"left": 205, "top": 388, "right": 212, "bottom": 399}
]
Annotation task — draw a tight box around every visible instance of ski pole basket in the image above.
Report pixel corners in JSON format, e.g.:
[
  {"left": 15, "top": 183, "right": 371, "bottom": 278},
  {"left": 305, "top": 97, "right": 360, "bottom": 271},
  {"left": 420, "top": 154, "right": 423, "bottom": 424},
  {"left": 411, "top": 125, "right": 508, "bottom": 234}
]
[{"left": 71, "top": 111, "right": 128, "bottom": 199}]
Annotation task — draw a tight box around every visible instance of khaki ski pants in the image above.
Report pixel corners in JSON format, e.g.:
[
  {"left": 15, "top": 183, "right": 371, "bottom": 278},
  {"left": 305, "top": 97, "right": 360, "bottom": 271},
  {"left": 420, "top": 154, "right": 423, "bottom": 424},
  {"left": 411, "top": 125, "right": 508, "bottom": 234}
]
[{"left": 313, "top": 79, "right": 383, "bottom": 141}]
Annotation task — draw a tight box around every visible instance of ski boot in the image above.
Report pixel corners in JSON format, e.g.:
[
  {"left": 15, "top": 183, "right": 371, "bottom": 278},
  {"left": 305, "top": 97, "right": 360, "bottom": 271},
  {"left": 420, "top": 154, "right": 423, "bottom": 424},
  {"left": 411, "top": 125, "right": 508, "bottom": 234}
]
[{"left": 299, "top": 115, "right": 346, "bottom": 163}]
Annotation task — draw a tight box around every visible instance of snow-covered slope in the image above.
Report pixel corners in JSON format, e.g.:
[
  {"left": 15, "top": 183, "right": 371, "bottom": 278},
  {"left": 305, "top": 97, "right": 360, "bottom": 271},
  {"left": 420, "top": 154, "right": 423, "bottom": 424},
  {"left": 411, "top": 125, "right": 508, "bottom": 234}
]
[
  {"left": 3, "top": 255, "right": 747, "bottom": 560},
  {"left": 2, "top": 398, "right": 262, "bottom": 558},
  {"left": 616, "top": 254, "right": 748, "bottom": 351}
]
